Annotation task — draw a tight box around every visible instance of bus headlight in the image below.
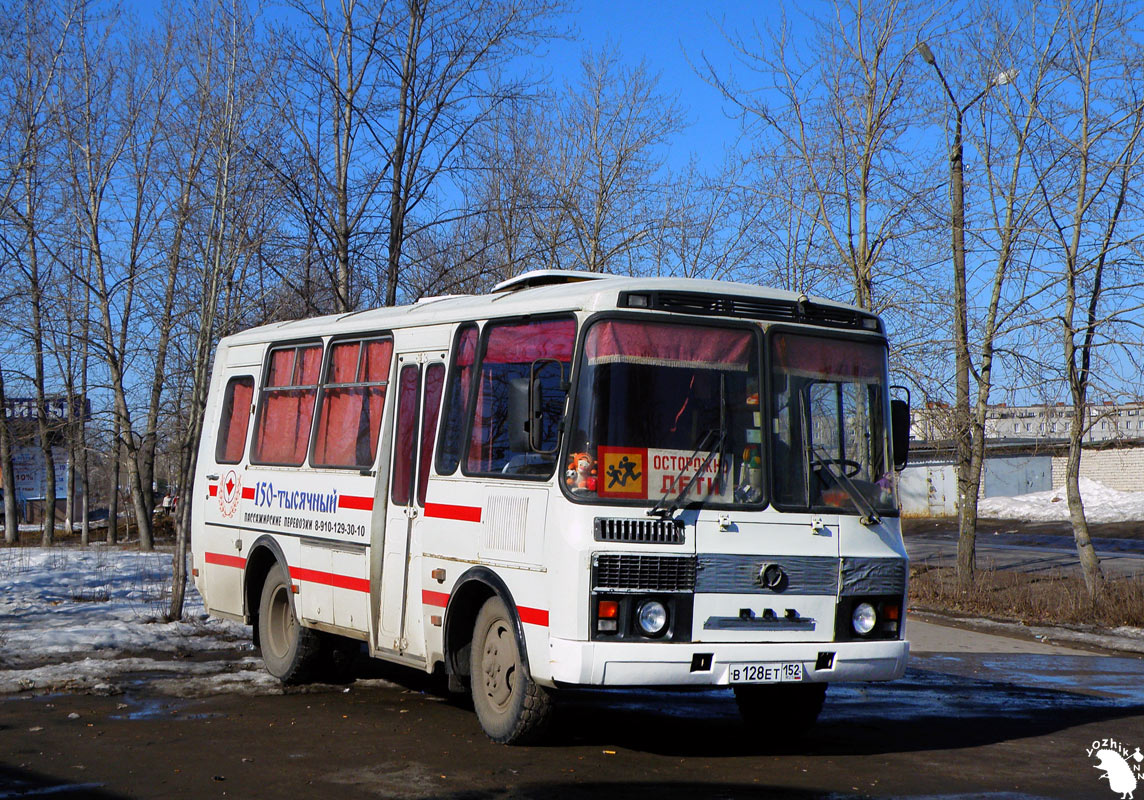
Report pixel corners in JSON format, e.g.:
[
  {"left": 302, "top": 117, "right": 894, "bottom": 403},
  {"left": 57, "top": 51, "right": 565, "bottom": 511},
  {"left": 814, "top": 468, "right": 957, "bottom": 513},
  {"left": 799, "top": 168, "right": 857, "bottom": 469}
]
[
  {"left": 636, "top": 600, "right": 668, "bottom": 636},
  {"left": 851, "top": 602, "right": 877, "bottom": 636}
]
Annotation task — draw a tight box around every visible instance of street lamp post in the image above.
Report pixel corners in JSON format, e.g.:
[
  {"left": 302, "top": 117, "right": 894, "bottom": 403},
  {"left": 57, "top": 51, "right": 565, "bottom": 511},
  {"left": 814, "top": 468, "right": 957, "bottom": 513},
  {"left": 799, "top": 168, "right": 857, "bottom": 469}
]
[{"left": 916, "top": 41, "right": 1015, "bottom": 588}]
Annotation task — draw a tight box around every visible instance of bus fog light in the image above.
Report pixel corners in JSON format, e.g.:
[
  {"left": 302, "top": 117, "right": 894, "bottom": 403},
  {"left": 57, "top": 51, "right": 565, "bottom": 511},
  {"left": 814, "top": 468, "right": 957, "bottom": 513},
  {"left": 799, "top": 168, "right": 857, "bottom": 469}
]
[
  {"left": 852, "top": 602, "right": 877, "bottom": 636},
  {"left": 637, "top": 600, "right": 668, "bottom": 636}
]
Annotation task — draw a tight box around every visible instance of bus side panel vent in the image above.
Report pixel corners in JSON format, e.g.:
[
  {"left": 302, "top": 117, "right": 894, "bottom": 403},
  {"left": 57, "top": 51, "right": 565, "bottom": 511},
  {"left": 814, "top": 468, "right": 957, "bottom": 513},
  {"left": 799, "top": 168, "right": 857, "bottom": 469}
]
[
  {"left": 483, "top": 495, "right": 529, "bottom": 553},
  {"left": 594, "top": 517, "right": 685, "bottom": 545},
  {"left": 592, "top": 554, "right": 697, "bottom": 592}
]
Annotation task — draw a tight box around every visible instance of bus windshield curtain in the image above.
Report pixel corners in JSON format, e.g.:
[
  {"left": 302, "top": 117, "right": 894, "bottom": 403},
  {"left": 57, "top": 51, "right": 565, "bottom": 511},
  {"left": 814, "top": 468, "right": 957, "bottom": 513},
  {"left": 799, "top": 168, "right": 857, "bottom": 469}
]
[
  {"left": 585, "top": 320, "right": 752, "bottom": 372},
  {"left": 772, "top": 335, "right": 883, "bottom": 383}
]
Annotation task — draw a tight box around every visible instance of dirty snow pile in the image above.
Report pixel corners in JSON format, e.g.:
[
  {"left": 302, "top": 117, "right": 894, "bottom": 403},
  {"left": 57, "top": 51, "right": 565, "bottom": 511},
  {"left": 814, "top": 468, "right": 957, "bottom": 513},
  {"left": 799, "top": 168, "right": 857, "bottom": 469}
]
[
  {"left": 977, "top": 477, "right": 1144, "bottom": 522},
  {"left": 0, "top": 545, "right": 275, "bottom": 697}
]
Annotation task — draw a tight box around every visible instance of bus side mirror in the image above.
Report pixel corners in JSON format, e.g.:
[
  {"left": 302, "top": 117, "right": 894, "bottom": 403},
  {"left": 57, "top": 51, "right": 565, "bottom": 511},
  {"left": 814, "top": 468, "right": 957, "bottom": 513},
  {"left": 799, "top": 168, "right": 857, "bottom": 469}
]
[
  {"left": 529, "top": 359, "right": 563, "bottom": 454},
  {"left": 508, "top": 377, "right": 531, "bottom": 453},
  {"left": 508, "top": 360, "right": 564, "bottom": 455},
  {"left": 891, "top": 398, "right": 910, "bottom": 469}
]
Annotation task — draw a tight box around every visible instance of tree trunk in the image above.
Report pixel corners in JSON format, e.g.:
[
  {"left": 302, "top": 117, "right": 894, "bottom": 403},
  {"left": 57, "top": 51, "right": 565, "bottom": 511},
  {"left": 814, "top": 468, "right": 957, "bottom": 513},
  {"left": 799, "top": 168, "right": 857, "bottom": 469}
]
[
  {"left": 107, "top": 426, "right": 120, "bottom": 544},
  {"left": 0, "top": 369, "right": 18, "bottom": 544},
  {"left": 1065, "top": 399, "right": 1104, "bottom": 601}
]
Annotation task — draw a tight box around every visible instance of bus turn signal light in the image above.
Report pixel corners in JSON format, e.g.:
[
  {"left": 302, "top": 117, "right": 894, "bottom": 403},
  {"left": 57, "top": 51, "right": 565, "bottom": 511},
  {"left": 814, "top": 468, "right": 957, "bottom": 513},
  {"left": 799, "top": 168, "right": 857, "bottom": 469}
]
[{"left": 598, "top": 600, "right": 619, "bottom": 619}]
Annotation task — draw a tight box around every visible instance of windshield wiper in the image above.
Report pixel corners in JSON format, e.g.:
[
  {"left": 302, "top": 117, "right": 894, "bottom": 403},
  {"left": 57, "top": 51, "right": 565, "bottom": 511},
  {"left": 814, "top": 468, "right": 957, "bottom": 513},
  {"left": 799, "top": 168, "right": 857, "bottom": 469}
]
[
  {"left": 648, "top": 376, "right": 729, "bottom": 520},
  {"left": 810, "top": 444, "right": 881, "bottom": 527}
]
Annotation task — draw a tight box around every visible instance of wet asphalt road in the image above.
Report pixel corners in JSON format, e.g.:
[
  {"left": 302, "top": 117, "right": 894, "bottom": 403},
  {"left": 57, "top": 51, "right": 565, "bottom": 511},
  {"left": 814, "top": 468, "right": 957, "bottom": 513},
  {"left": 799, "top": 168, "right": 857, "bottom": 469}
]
[
  {"left": 2, "top": 619, "right": 1142, "bottom": 800},
  {"left": 902, "top": 518, "right": 1144, "bottom": 579}
]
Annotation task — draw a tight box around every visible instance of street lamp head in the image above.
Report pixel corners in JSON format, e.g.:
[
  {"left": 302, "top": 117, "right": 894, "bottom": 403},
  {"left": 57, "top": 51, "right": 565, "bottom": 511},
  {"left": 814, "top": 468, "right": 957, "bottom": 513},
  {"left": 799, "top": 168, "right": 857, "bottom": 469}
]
[
  {"left": 993, "top": 68, "right": 1018, "bottom": 87},
  {"left": 916, "top": 41, "right": 936, "bottom": 65}
]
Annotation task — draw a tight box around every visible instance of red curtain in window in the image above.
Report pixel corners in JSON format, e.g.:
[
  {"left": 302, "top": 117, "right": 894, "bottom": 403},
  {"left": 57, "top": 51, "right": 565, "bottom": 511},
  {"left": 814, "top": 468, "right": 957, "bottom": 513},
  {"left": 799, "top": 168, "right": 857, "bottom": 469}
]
[
  {"left": 454, "top": 325, "right": 479, "bottom": 368},
  {"left": 391, "top": 365, "right": 420, "bottom": 505},
  {"left": 298, "top": 346, "right": 322, "bottom": 383},
  {"left": 267, "top": 349, "right": 295, "bottom": 385},
  {"left": 254, "top": 389, "right": 317, "bottom": 464},
  {"left": 313, "top": 339, "right": 393, "bottom": 468},
  {"left": 363, "top": 339, "right": 393, "bottom": 382},
  {"left": 253, "top": 344, "right": 322, "bottom": 465},
  {"left": 772, "top": 334, "right": 884, "bottom": 382},
  {"left": 417, "top": 363, "right": 445, "bottom": 506},
  {"left": 482, "top": 318, "right": 576, "bottom": 364},
  {"left": 216, "top": 377, "right": 253, "bottom": 463},
  {"left": 328, "top": 341, "right": 359, "bottom": 383},
  {"left": 585, "top": 320, "right": 752, "bottom": 371}
]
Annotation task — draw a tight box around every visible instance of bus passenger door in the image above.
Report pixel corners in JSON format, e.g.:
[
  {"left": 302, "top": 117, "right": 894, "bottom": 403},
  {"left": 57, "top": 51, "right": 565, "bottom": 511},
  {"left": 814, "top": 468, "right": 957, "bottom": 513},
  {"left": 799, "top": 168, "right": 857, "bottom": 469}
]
[{"left": 379, "top": 351, "right": 446, "bottom": 658}]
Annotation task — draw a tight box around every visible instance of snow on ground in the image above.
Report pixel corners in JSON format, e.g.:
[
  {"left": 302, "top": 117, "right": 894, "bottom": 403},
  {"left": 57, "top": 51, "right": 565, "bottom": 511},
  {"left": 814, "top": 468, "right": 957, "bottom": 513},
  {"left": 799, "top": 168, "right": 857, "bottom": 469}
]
[
  {"left": 977, "top": 477, "right": 1144, "bottom": 523},
  {"left": 0, "top": 545, "right": 284, "bottom": 697}
]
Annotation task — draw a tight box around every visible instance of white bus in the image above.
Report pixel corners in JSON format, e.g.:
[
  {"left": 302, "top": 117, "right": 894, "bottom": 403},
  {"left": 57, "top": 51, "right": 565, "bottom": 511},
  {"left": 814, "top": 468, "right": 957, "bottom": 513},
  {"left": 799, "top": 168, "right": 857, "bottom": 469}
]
[{"left": 191, "top": 271, "right": 911, "bottom": 744}]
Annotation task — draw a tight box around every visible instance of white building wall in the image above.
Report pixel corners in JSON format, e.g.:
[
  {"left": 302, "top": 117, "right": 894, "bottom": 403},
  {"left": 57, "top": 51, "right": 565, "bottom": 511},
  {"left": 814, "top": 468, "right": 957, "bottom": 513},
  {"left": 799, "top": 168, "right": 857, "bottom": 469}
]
[{"left": 1050, "top": 448, "right": 1144, "bottom": 492}]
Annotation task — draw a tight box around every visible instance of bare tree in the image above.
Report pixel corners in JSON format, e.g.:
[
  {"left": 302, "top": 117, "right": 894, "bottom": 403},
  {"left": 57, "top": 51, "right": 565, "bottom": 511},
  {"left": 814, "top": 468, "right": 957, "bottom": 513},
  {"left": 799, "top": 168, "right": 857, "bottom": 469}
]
[
  {"left": 7, "top": 0, "right": 81, "bottom": 545},
  {"left": 169, "top": 0, "right": 276, "bottom": 619},
  {"left": 64, "top": 2, "right": 167, "bottom": 550},
  {"left": 915, "top": 3, "right": 1058, "bottom": 588},
  {"left": 0, "top": 365, "right": 17, "bottom": 543},
  {"left": 704, "top": 0, "right": 936, "bottom": 310},
  {"left": 1032, "top": 0, "right": 1144, "bottom": 601}
]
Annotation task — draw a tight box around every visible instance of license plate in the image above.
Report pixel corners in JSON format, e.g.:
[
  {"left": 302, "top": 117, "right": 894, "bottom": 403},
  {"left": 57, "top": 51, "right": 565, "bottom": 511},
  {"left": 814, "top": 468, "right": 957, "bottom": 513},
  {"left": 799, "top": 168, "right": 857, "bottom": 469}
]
[{"left": 728, "top": 662, "right": 803, "bottom": 683}]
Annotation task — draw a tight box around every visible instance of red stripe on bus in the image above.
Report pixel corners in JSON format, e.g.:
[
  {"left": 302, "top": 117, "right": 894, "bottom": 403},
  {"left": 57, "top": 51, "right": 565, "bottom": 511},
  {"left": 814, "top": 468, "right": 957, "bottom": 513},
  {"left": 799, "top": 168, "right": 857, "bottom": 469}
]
[
  {"left": 422, "top": 590, "right": 450, "bottom": 608},
  {"left": 208, "top": 485, "right": 218, "bottom": 497},
  {"left": 420, "top": 590, "right": 548, "bottom": 628},
  {"left": 518, "top": 606, "right": 549, "bottom": 627},
  {"left": 205, "top": 552, "right": 246, "bottom": 569},
  {"left": 424, "top": 502, "right": 482, "bottom": 523},
  {"left": 289, "top": 566, "right": 370, "bottom": 594},
  {"left": 338, "top": 495, "right": 374, "bottom": 511},
  {"left": 241, "top": 487, "right": 255, "bottom": 500}
]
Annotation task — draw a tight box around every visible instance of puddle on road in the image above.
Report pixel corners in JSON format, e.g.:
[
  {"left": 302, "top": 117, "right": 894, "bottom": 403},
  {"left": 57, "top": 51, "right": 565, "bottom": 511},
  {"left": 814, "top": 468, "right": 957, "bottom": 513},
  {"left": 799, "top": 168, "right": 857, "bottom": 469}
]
[
  {"left": 909, "top": 651, "right": 1144, "bottom": 705},
  {"left": 556, "top": 650, "right": 1144, "bottom": 727},
  {"left": 108, "top": 680, "right": 223, "bottom": 721}
]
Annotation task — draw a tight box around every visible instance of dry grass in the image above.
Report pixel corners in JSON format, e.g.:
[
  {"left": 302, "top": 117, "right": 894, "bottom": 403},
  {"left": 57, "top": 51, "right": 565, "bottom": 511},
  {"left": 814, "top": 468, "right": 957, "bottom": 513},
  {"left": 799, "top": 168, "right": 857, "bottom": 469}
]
[{"left": 910, "top": 565, "right": 1144, "bottom": 629}]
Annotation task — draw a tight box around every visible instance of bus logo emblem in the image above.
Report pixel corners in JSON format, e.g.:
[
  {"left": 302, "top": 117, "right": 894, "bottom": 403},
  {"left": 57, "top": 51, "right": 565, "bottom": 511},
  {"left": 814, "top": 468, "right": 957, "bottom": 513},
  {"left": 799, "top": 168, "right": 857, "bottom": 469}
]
[{"left": 218, "top": 469, "right": 241, "bottom": 518}]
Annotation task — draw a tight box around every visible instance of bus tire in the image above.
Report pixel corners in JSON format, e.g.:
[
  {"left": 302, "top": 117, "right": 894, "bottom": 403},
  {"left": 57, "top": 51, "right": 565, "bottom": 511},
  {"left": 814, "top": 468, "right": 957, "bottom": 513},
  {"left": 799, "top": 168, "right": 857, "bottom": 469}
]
[
  {"left": 733, "top": 682, "right": 827, "bottom": 738},
  {"left": 258, "top": 563, "right": 321, "bottom": 684},
  {"left": 470, "top": 596, "right": 552, "bottom": 744}
]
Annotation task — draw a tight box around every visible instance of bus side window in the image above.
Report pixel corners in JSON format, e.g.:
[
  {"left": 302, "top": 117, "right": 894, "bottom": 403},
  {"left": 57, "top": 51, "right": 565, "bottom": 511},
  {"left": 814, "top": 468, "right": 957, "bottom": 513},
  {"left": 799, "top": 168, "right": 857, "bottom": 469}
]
[
  {"left": 465, "top": 317, "right": 575, "bottom": 477},
  {"left": 416, "top": 363, "right": 445, "bottom": 506},
  {"left": 312, "top": 337, "right": 394, "bottom": 468},
  {"left": 436, "top": 324, "right": 478, "bottom": 475},
  {"left": 215, "top": 376, "right": 254, "bottom": 464},
  {"left": 251, "top": 343, "right": 323, "bottom": 466}
]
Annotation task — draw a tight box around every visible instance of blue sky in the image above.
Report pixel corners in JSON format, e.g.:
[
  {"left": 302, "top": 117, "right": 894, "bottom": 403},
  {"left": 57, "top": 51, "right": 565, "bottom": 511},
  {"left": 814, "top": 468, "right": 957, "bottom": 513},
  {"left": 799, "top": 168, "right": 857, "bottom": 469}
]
[{"left": 543, "top": 2, "right": 787, "bottom": 171}]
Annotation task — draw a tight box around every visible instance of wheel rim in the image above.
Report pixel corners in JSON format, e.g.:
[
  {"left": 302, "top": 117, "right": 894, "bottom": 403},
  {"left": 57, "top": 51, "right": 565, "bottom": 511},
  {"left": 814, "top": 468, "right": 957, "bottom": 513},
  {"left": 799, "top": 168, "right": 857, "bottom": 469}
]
[
  {"left": 480, "top": 616, "right": 516, "bottom": 712},
  {"left": 265, "top": 583, "right": 294, "bottom": 660}
]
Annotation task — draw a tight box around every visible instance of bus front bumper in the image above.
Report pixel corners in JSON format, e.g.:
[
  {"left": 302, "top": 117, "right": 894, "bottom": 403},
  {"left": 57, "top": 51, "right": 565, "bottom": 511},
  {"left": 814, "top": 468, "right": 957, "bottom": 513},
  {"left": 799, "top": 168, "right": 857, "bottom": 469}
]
[{"left": 546, "top": 637, "right": 909, "bottom": 687}]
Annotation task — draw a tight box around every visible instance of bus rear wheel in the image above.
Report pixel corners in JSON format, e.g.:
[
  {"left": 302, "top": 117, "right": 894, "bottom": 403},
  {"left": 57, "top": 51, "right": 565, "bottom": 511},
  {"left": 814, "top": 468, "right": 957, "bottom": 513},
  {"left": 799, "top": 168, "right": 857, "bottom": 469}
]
[
  {"left": 470, "top": 596, "right": 552, "bottom": 744},
  {"left": 733, "top": 682, "right": 827, "bottom": 738},
  {"left": 258, "top": 563, "right": 322, "bottom": 684}
]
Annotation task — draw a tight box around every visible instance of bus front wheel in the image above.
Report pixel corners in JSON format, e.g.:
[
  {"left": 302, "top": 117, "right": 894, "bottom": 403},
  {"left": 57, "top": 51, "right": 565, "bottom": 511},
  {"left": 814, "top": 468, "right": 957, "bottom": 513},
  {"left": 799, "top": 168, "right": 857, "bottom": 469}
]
[
  {"left": 258, "top": 563, "right": 322, "bottom": 684},
  {"left": 470, "top": 596, "right": 552, "bottom": 744}
]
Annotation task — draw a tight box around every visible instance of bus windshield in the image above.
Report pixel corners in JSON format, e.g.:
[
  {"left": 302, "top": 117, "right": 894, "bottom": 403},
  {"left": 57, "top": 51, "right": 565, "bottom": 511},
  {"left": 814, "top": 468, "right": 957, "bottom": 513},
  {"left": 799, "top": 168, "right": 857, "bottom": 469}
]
[
  {"left": 770, "top": 332, "right": 897, "bottom": 515},
  {"left": 566, "top": 319, "right": 764, "bottom": 508}
]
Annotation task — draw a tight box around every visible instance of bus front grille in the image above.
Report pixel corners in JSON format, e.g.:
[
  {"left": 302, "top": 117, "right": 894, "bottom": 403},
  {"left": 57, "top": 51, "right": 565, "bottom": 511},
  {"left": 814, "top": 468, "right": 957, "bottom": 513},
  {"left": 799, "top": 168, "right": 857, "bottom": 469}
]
[
  {"left": 592, "top": 554, "right": 697, "bottom": 593},
  {"left": 594, "top": 517, "right": 685, "bottom": 545}
]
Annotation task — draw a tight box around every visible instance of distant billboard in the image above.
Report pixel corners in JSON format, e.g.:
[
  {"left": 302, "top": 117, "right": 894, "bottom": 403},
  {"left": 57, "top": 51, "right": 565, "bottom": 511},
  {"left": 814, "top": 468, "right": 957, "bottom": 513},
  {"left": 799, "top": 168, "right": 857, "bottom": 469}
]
[
  {"left": 0, "top": 445, "right": 69, "bottom": 500},
  {"left": 3, "top": 396, "right": 90, "bottom": 422}
]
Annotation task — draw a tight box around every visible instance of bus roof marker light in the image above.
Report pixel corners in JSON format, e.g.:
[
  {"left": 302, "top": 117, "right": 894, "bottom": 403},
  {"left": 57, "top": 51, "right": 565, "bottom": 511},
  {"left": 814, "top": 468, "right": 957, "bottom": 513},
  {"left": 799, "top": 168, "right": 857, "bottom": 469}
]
[{"left": 627, "top": 294, "right": 650, "bottom": 308}]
